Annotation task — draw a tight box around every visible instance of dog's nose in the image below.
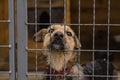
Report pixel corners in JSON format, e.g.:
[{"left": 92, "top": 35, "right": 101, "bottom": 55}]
[{"left": 54, "top": 32, "right": 63, "bottom": 39}]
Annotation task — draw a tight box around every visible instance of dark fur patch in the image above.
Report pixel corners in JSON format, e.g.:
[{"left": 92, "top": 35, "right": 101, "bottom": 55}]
[{"left": 83, "top": 59, "right": 114, "bottom": 80}]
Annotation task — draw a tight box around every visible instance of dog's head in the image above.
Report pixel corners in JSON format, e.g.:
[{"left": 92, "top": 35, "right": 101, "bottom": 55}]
[
  {"left": 33, "top": 25, "right": 81, "bottom": 51},
  {"left": 33, "top": 25, "right": 81, "bottom": 71}
]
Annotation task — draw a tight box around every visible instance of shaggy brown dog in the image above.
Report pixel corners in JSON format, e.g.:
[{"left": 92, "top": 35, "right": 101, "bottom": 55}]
[{"left": 33, "top": 25, "right": 84, "bottom": 80}]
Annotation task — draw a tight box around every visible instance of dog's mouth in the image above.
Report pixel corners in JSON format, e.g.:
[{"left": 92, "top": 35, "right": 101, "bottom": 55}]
[
  {"left": 51, "top": 39, "right": 65, "bottom": 51},
  {"left": 47, "top": 32, "right": 67, "bottom": 51},
  {"left": 49, "top": 37, "right": 65, "bottom": 51}
]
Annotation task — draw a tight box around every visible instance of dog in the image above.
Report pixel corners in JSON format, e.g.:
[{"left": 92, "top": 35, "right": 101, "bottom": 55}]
[
  {"left": 33, "top": 24, "right": 117, "bottom": 80},
  {"left": 33, "top": 24, "right": 84, "bottom": 80}
]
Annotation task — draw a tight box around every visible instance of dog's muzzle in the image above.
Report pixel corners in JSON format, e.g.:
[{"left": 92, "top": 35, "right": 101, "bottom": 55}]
[{"left": 50, "top": 32, "right": 65, "bottom": 51}]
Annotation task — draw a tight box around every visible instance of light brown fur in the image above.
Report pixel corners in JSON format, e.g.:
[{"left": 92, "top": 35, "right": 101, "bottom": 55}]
[
  {"left": 34, "top": 25, "right": 117, "bottom": 80},
  {"left": 33, "top": 24, "right": 83, "bottom": 80}
]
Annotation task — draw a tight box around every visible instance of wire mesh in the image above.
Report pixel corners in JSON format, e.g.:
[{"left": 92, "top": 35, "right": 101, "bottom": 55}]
[{"left": 20, "top": 0, "right": 120, "bottom": 80}]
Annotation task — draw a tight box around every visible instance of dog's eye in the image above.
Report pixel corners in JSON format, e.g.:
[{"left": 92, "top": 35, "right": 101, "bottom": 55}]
[
  {"left": 66, "top": 31, "right": 72, "bottom": 36},
  {"left": 48, "top": 29, "right": 54, "bottom": 33}
]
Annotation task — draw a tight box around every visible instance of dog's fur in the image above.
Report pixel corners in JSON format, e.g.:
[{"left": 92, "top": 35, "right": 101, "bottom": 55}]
[
  {"left": 83, "top": 59, "right": 117, "bottom": 80},
  {"left": 33, "top": 25, "right": 117, "bottom": 80}
]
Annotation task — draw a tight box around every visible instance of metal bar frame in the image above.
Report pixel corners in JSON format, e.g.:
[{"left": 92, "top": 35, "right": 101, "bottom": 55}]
[
  {"left": 92, "top": 0, "right": 96, "bottom": 80},
  {"left": 0, "top": 0, "right": 119, "bottom": 80},
  {"left": 25, "top": 23, "right": 120, "bottom": 26},
  {"left": 8, "top": 0, "right": 16, "bottom": 80},
  {"left": 0, "top": 0, "right": 15, "bottom": 80},
  {"left": 17, "top": 0, "right": 27, "bottom": 80},
  {"left": 16, "top": 0, "right": 120, "bottom": 80},
  {"left": 107, "top": 0, "right": 111, "bottom": 80}
]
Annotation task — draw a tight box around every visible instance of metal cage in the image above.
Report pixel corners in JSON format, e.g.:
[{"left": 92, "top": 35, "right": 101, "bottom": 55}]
[{"left": 0, "top": 0, "right": 120, "bottom": 80}]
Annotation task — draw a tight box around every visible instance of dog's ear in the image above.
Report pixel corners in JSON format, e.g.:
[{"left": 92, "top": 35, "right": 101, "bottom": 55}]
[
  {"left": 33, "top": 29, "right": 47, "bottom": 42},
  {"left": 74, "top": 35, "right": 81, "bottom": 49}
]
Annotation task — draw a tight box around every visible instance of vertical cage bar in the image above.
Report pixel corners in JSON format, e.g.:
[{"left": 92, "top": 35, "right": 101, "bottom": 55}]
[
  {"left": 49, "top": 0, "right": 52, "bottom": 80},
  {"left": 93, "top": 0, "right": 96, "bottom": 80},
  {"left": 64, "top": 0, "right": 67, "bottom": 79},
  {"left": 64, "top": 0, "right": 66, "bottom": 25},
  {"left": 78, "top": 0, "right": 81, "bottom": 79},
  {"left": 107, "top": 0, "right": 111, "bottom": 80},
  {"left": 34, "top": 0, "right": 38, "bottom": 80},
  {"left": 78, "top": 0, "right": 81, "bottom": 62},
  {"left": 17, "top": 0, "right": 27, "bottom": 80},
  {"left": 8, "top": 0, "right": 15, "bottom": 80}
]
